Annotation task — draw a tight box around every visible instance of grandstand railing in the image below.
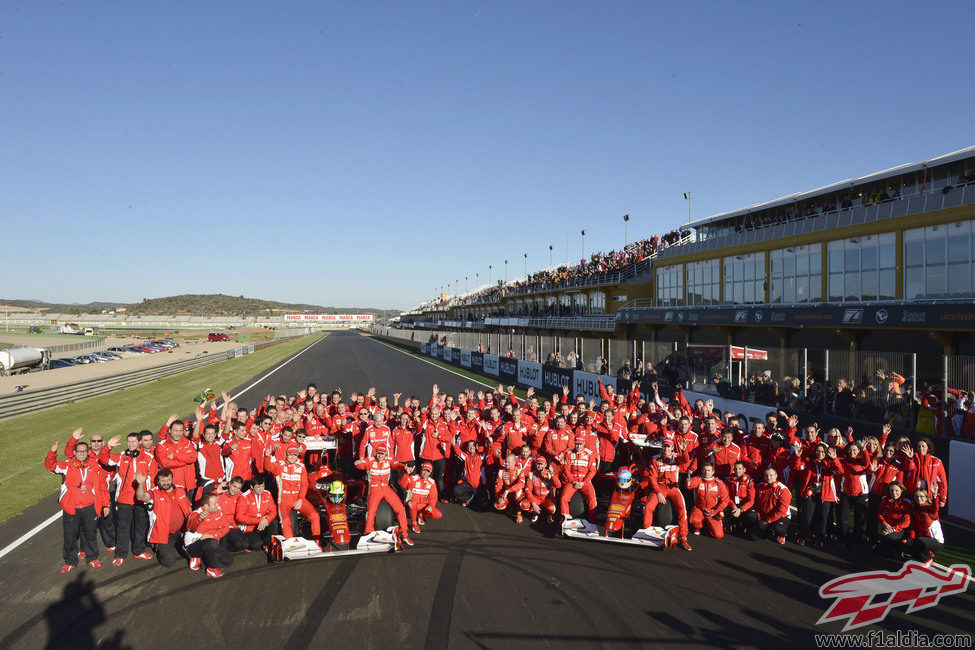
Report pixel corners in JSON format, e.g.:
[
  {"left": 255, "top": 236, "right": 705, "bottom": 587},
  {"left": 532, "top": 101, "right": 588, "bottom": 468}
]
[{"left": 658, "top": 182, "right": 975, "bottom": 259}]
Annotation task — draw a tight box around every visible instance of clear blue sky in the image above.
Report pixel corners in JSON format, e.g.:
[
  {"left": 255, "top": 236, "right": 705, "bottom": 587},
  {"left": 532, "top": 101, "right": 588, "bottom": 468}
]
[{"left": 2, "top": 1, "right": 972, "bottom": 311}]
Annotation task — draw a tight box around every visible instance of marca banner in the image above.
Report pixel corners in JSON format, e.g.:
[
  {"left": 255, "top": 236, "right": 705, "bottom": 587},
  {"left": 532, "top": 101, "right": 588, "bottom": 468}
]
[
  {"left": 483, "top": 353, "right": 500, "bottom": 377},
  {"left": 471, "top": 351, "right": 484, "bottom": 372},
  {"left": 499, "top": 357, "right": 518, "bottom": 381},
  {"left": 284, "top": 314, "right": 374, "bottom": 322},
  {"left": 460, "top": 349, "right": 472, "bottom": 368},
  {"left": 518, "top": 360, "right": 543, "bottom": 389},
  {"left": 541, "top": 365, "right": 573, "bottom": 394},
  {"left": 574, "top": 370, "right": 616, "bottom": 403}
]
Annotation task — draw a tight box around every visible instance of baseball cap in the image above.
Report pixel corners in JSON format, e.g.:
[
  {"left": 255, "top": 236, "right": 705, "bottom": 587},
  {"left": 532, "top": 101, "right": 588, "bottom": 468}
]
[
  {"left": 374, "top": 445, "right": 388, "bottom": 455},
  {"left": 421, "top": 462, "right": 433, "bottom": 472}
]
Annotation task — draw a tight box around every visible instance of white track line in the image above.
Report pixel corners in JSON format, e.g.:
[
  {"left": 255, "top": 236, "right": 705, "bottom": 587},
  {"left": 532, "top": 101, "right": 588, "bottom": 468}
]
[
  {"left": 367, "top": 336, "right": 496, "bottom": 389},
  {"left": 0, "top": 335, "right": 326, "bottom": 562}
]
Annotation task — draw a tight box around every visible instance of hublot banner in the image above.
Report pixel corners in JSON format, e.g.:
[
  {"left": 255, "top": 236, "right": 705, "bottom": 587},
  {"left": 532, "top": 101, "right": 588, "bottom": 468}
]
[
  {"left": 574, "top": 370, "right": 617, "bottom": 403},
  {"left": 483, "top": 353, "right": 500, "bottom": 377},
  {"left": 460, "top": 349, "right": 472, "bottom": 368},
  {"left": 499, "top": 357, "right": 518, "bottom": 381},
  {"left": 471, "top": 351, "right": 484, "bottom": 372},
  {"left": 518, "top": 361, "right": 543, "bottom": 389},
  {"left": 617, "top": 303, "right": 975, "bottom": 329},
  {"left": 542, "top": 366, "right": 573, "bottom": 394}
]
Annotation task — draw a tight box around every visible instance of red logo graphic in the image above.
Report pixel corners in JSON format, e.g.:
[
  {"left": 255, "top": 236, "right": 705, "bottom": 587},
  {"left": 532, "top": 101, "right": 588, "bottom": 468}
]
[{"left": 818, "top": 561, "right": 969, "bottom": 631}]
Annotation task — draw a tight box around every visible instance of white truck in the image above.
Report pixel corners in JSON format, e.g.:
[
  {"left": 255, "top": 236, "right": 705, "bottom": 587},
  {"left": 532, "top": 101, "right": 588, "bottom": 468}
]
[{"left": 0, "top": 346, "right": 52, "bottom": 375}]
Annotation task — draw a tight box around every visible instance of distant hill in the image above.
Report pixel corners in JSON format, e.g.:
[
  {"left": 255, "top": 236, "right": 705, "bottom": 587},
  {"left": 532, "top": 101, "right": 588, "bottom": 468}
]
[{"left": 0, "top": 295, "right": 393, "bottom": 317}]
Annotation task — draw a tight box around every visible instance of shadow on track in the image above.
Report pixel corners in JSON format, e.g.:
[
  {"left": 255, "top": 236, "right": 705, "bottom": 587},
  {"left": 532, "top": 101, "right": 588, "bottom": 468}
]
[{"left": 43, "top": 573, "right": 129, "bottom": 650}]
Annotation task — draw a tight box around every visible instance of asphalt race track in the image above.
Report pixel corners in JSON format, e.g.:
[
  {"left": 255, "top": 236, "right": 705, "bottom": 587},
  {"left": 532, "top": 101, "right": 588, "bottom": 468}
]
[{"left": 1, "top": 332, "right": 971, "bottom": 649}]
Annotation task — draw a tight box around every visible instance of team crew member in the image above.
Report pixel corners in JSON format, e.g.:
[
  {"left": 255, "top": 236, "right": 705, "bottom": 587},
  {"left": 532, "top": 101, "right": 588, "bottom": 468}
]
[
  {"left": 876, "top": 481, "right": 912, "bottom": 557},
  {"left": 495, "top": 454, "right": 527, "bottom": 523},
  {"left": 354, "top": 446, "right": 412, "bottom": 546},
  {"left": 904, "top": 488, "right": 944, "bottom": 562},
  {"left": 687, "top": 461, "right": 731, "bottom": 539},
  {"left": 104, "top": 433, "right": 156, "bottom": 565},
  {"left": 644, "top": 440, "right": 692, "bottom": 551},
  {"left": 266, "top": 446, "right": 322, "bottom": 548},
  {"left": 64, "top": 429, "right": 117, "bottom": 555},
  {"left": 401, "top": 462, "right": 442, "bottom": 534},
  {"left": 522, "top": 457, "right": 558, "bottom": 523},
  {"left": 559, "top": 436, "right": 598, "bottom": 525},
  {"left": 46, "top": 439, "right": 102, "bottom": 573},
  {"left": 233, "top": 475, "right": 277, "bottom": 551},
  {"left": 360, "top": 411, "right": 393, "bottom": 459},
  {"left": 186, "top": 492, "right": 235, "bottom": 578},
  {"left": 155, "top": 419, "right": 199, "bottom": 494},
  {"left": 452, "top": 440, "right": 486, "bottom": 507},
  {"left": 723, "top": 461, "right": 755, "bottom": 534},
  {"left": 418, "top": 407, "right": 451, "bottom": 496},
  {"left": 135, "top": 469, "right": 193, "bottom": 567},
  {"left": 222, "top": 422, "right": 256, "bottom": 482},
  {"left": 744, "top": 467, "right": 792, "bottom": 544}
]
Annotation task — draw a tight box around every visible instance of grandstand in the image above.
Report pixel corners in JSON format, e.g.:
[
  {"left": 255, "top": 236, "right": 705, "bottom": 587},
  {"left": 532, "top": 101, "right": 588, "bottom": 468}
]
[{"left": 397, "top": 147, "right": 975, "bottom": 435}]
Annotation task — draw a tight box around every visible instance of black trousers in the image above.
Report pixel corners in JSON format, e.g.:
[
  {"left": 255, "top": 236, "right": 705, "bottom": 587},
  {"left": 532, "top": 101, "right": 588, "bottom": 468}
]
[
  {"left": 62, "top": 505, "right": 99, "bottom": 565},
  {"left": 427, "top": 459, "right": 446, "bottom": 496},
  {"left": 186, "top": 537, "right": 234, "bottom": 569},
  {"left": 799, "top": 496, "right": 832, "bottom": 542},
  {"left": 837, "top": 493, "right": 869, "bottom": 542},
  {"left": 155, "top": 532, "right": 183, "bottom": 567},
  {"left": 225, "top": 528, "right": 269, "bottom": 552},
  {"left": 114, "top": 502, "right": 149, "bottom": 558},
  {"left": 904, "top": 536, "right": 943, "bottom": 561},
  {"left": 453, "top": 481, "right": 475, "bottom": 505},
  {"left": 743, "top": 511, "right": 790, "bottom": 540},
  {"left": 98, "top": 493, "right": 117, "bottom": 549},
  {"left": 867, "top": 493, "right": 882, "bottom": 539},
  {"left": 878, "top": 530, "right": 907, "bottom": 557}
]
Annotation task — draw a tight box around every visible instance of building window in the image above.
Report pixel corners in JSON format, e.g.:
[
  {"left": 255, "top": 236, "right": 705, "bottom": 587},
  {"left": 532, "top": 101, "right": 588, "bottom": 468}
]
[
  {"left": 686, "top": 259, "right": 720, "bottom": 305},
  {"left": 904, "top": 220, "right": 974, "bottom": 299},
  {"left": 770, "top": 244, "right": 822, "bottom": 304},
  {"left": 656, "top": 265, "right": 683, "bottom": 306},
  {"left": 589, "top": 291, "right": 605, "bottom": 312},
  {"left": 722, "top": 252, "right": 765, "bottom": 304},
  {"left": 828, "top": 233, "right": 896, "bottom": 302}
]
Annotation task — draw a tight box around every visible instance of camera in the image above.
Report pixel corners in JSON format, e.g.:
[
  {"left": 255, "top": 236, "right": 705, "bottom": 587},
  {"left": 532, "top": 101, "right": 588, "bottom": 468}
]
[{"left": 124, "top": 449, "right": 141, "bottom": 458}]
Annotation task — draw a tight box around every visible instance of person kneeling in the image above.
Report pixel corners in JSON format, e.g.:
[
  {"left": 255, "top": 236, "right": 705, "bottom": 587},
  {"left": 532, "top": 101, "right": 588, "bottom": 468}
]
[
  {"left": 687, "top": 461, "right": 730, "bottom": 538},
  {"left": 743, "top": 467, "right": 791, "bottom": 544},
  {"left": 186, "top": 493, "right": 234, "bottom": 579}
]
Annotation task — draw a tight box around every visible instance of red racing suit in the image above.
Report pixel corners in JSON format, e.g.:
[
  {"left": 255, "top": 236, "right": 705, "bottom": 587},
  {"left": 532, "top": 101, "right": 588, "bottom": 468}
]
[
  {"left": 643, "top": 450, "right": 690, "bottom": 537},
  {"left": 266, "top": 457, "right": 320, "bottom": 540},
  {"left": 521, "top": 470, "right": 558, "bottom": 514},
  {"left": 400, "top": 474, "right": 442, "bottom": 525},
  {"left": 687, "top": 476, "right": 731, "bottom": 538},
  {"left": 559, "top": 448, "right": 597, "bottom": 521},
  {"left": 494, "top": 468, "right": 526, "bottom": 511},
  {"left": 354, "top": 457, "right": 409, "bottom": 534}
]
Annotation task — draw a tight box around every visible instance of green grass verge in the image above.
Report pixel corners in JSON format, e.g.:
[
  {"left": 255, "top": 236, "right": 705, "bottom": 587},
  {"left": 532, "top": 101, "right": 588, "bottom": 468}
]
[
  {"left": 0, "top": 333, "right": 325, "bottom": 523},
  {"left": 937, "top": 524, "right": 975, "bottom": 567}
]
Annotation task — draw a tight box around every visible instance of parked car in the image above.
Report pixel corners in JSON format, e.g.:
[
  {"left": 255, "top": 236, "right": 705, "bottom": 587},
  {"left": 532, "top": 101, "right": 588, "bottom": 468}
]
[
  {"left": 208, "top": 333, "right": 230, "bottom": 342},
  {"left": 69, "top": 355, "right": 98, "bottom": 364},
  {"left": 149, "top": 340, "right": 177, "bottom": 350},
  {"left": 90, "top": 351, "right": 121, "bottom": 361},
  {"left": 49, "top": 359, "right": 77, "bottom": 369},
  {"left": 130, "top": 345, "right": 157, "bottom": 353}
]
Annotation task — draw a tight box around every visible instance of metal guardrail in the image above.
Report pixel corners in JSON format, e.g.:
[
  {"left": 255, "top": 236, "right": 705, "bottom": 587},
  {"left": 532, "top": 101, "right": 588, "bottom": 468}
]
[
  {"left": 47, "top": 340, "right": 105, "bottom": 353},
  {"left": 0, "top": 345, "right": 257, "bottom": 421}
]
